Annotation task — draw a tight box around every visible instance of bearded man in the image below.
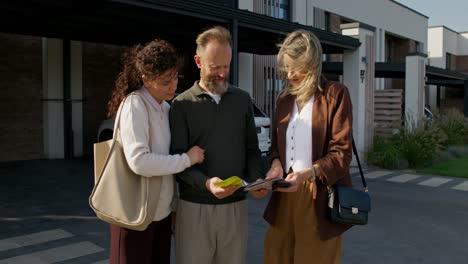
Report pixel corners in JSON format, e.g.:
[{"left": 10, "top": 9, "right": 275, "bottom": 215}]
[{"left": 169, "top": 26, "right": 264, "bottom": 264}]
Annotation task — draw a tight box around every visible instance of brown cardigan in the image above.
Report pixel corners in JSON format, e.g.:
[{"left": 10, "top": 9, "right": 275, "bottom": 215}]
[{"left": 263, "top": 77, "right": 353, "bottom": 241}]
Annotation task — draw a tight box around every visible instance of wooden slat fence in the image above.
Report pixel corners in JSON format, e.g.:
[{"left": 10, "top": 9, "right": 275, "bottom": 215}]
[
  {"left": 374, "top": 89, "right": 403, "bottom": 138},
  {"left": 253, "top": 54, "right": 282, "bottom": 123}
]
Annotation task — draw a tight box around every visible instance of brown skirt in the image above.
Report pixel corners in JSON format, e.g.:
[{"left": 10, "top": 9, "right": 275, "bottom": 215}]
[
  {"left": 264, "top": 180, "right": 341, "bottom": 264},
  {"left": 110, "top": 214, "right": 172, "bottom": 264}
]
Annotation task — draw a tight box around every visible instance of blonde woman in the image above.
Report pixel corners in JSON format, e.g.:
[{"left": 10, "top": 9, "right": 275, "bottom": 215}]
[{"left": 262, "top": 30, "right": 354, "bottom": 264}]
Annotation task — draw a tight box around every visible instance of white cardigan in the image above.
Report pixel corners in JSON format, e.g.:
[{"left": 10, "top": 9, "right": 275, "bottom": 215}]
[{"left": 119, "top": 88, "right": 191, "bottom": 221}]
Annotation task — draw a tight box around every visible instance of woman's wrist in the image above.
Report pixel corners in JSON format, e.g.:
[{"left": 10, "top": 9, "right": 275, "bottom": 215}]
[
  {"left": 271, "top": 159, "right": 281, "bottom": 169},
  {"left": 311, "top": 165, "right": 317, "bottom": 181},
  {"left": 271, "top": 160, "right": 282, "bottom": 171},
  {"left": 270, "top": 166, "right": 283, "bottom": 177},
  {"left": 303, "top": 166, "right": 317, "bottom": 182}
]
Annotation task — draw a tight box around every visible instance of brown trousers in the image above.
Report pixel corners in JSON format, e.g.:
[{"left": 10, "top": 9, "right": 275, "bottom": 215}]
[
  {"left": 264, "top": 180, "right": 342, "bottom": 264},
  {"left": 110, "top": 214, "right": 172, "bottom": 264}
]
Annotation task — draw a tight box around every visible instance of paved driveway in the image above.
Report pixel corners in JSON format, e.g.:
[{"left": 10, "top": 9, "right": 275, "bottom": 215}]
[{"left": 1, "top": 159, "right": 467, "bottom": 263}]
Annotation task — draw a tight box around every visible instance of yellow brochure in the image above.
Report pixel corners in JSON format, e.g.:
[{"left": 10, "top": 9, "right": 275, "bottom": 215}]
[{"left": 214, "top": 176, "right": 246, "bottom": 188}]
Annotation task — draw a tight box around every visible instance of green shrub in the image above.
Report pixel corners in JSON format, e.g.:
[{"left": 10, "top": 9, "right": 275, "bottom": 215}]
[
  {"left": 366, "top": 136, "right": 401, "bottom": 169},
  {"left": 434, "top": 108, "right": 468, "bottom": 145},
  {"left": 396, "top": 125, "right": 447, "bottom": 168},
  {"left": 367, "top": 125, "right": 447, "bottom": 169},
  {"left": 367, "top": 108, "right": 466, "bottom": 169}
]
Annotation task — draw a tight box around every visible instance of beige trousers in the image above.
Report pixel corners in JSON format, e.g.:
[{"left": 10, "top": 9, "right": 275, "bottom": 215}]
[
  {"left": 264, "top": 181, "right": 342, "bottom": 264},
  {"left": 175, "top": 199, "right": 248, "bottom": 264}
]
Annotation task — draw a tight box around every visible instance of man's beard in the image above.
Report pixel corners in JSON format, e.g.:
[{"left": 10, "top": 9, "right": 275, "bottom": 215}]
[{"left": 202, "top": 77, "right": 228, "bottom": 95}]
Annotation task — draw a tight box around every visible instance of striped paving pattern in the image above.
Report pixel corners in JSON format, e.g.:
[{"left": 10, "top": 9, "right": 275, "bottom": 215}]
[
  {"left": 0, "top": 229, "right": 105, "bottom": 264},
  {"left": 0, "top": 229, "right": 73, "bottom": 252},
  {"left": 418, "top": 177, "right": 452, "bottom": 187},
  {"left": 387, "top": 174, "right": 421, "bottom": 183},
  {"left": 362, "top": 169, "right": 468, "bottom": 192},
  {"left": 92, "top": 260, "right": 109, "bottom": 264},
  {"left": 0, "top": 242, "right": 103, "bottom": 264},
  {"left": 452, "top": 181, "right": 468, "bottom": 191},
  {"left": 364, "top": 170, "right": 392, "bottom": 179}
]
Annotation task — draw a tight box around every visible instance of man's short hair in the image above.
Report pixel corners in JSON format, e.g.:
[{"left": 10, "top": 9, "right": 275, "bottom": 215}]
[{"left": 196, "top": 26, "right": 232, "bottom": 56}]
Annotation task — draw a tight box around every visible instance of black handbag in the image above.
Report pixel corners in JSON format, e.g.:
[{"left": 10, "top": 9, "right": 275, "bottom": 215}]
[{"left": 328, "top": 139, "right": 371, "bottom": 225}]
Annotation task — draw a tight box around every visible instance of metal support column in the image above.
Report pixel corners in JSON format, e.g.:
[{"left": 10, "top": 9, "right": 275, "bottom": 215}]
[
  {"left": 436, "top": 85, "right": 441, "bottom": 108},
  {"left": 464, "top": 80, "right": 468, "bottom": 118},
  {"left": 63, "top": 39, "right": 73, "bottom": 159},
  {"left": 229, "top": 19, "right": 239, "bottom": 86}
]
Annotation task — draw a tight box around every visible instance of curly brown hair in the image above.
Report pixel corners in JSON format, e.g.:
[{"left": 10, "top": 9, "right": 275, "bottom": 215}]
[{"left": 107, "top": 39, "right": 180, "bottom": 117}]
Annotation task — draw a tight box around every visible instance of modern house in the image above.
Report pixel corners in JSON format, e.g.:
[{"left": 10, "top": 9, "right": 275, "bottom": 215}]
[
  {"left": 427, "top": 26, "right": 468, "bottom": 116},
  {"left": 243, "top": 0, "right": 433, "bottom": 151},
  {"left": 0, "top": 0, "right": 359, "bottom": 161},
  {"left": 0, "top": 0, "right": 466, "bottom": 162}
]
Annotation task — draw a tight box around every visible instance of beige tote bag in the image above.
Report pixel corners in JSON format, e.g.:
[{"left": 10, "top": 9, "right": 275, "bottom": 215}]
[{"left": 89, "top": 94, "right": 161, "bottom": 231}]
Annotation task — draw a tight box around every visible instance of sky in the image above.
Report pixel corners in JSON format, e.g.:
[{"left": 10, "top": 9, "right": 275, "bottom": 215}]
[{"left": 396, "top": 0, "right": 467, "bottom": 32}]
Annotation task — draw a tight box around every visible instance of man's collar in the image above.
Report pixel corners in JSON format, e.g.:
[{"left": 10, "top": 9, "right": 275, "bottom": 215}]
[
  {"left": 192, "top": 81, "right": 205, "bottom": 96},
  {"left": 192, "top": 81, "right": 233, "bottom": 97}
]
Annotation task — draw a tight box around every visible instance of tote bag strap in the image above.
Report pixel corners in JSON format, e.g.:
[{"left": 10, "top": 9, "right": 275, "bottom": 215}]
[
  {"left": 95, "top": 95, "right": 129, "bottom": 182},
  {"left": 113, "top": 92, "right": 152, "bottom": 141},
  {"left": 97, "top": 92, "right": 152, "bottom": 181}
]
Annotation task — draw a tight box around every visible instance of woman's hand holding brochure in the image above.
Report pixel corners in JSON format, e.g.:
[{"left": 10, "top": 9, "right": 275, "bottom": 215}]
[{"left": 214, "top": 176, "right": 291, "bottom": 192}]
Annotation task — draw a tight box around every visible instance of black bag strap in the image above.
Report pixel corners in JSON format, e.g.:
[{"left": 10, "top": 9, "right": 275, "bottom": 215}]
[{"left": 352, "top": 138, "right": 368, "bottom": 191}]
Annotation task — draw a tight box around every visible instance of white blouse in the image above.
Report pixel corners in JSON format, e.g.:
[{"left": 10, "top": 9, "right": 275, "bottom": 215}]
[
  {"left": 284, "top": 96, "right": 314, "bottom": 173},
  {"left": 119, "top": 88, "right": 191, "bottom": 221}
]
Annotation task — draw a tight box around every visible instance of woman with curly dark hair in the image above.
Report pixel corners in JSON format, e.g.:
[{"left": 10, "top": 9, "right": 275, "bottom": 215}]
[{"left": 107, "top": 39, "right": 204, "bottom": 264}]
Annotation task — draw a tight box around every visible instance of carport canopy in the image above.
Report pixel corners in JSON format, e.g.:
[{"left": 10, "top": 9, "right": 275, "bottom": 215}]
[
  {"left": 322, "top": 61, "right": 468, "bottom": 117},
  {"left": 0, "top": 0, "right": 360, "bottom": 55}
]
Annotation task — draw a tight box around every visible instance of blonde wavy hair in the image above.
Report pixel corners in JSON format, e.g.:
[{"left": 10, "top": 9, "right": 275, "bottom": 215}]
[{"left": 277, "top": 30, "right": 323, "bottom": 105}]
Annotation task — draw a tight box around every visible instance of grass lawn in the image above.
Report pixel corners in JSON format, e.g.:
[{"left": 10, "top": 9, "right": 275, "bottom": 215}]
[{"left": 417, "top": 156, "right": 468, "bottom": 178}]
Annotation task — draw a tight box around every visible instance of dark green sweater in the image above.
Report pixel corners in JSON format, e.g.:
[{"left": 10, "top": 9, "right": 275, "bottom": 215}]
[{"left": 169, "top": 82, "right": 263, "bottom": 204}]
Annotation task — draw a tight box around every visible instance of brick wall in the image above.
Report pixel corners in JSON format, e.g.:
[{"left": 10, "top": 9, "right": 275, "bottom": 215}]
[
  {"left": 442, "top": 87, "right": 464, "bottom": 114},
  {"left": 408, "top": 40, "right": 417, "bottom": 54},
  {"left": 455, "top": 55, "right": 468, "bottom": 73},
  {"left": 328, "top": 13, "right": 341, "bottom": 34},
  {"left": 385, "top": 36, "right": 414, "bottom": 91},
  {"left": 82, "top": 42, "right": 126, "bottom": 156},
  {"left": 388, "top": 37, "right": 412, "bottom": 63},
  {"left": 385, "top": 78, "right": 405, "bottom": 90},
  {"left": 327, "top": 13, "right": 343, "bottom": 62},
  {"left": 0, "top": 33, "right": 43, "bottom": 161},
  {"left": 443, "top": 55, "right": 468, "bottom": 115}
]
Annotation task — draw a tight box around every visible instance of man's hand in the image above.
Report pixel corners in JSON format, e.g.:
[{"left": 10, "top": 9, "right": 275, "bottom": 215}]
[
  {"left": 248, "top": 179, "right": 269, "bottom": 199},
  {"left": 206, "top": 177, "right": 241, "bottom": 199}
]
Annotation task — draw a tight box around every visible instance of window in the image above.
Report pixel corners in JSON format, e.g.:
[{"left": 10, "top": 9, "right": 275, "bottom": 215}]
[
  {"left": 386, "top": 39, "right": 393, "bottom": 62},
  {"left": 415, "top": 41, "right": 422, "bottom": 53},
  {"left": 278, "top": 0, "right": 290, "bottom": 20},
  {"left": 446, "top": 53, "right": 452, "bottom": 70},
  {"left": 261, "top": 0, "right": 289, "bottom": 20},
  {"left": 324, "top": 12, "right": 330, "bottom": 31}
]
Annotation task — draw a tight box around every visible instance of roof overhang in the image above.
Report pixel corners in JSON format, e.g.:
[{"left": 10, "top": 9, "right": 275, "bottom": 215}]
[
  {"left": 0, "top": 0, "right": 360, "bottom": 55},
  {"left": 323, "top": 62, "right": 468, "bottom": 88}
]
